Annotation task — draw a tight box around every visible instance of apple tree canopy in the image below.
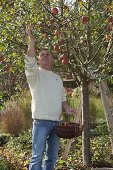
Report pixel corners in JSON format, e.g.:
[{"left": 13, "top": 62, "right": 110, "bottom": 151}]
[{"left": 0, "top": 0, "right": 113, "bottom": 97}]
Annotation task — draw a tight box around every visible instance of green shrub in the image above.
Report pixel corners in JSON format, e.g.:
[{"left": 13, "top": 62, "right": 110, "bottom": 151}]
[
  {"left": 0, "top": 134, "right": 10, "bottom": 146},
  {"left": 0, "top": 158, "right": 9, "bottom": 170},
  {"left": 7, "top": 130, "right": 32, "bottom": 153},
  {"left": 89, "top": 95, "right": 105, "bottom": 124},
  {"left": 1, "top": 128, "right": 112, "bottom": 170},
  {"left": 91, "top": 135, "right": 113, "bottom": 167},
  {"left": 90, "top": 121, "right": 109, "bottom": 136}
]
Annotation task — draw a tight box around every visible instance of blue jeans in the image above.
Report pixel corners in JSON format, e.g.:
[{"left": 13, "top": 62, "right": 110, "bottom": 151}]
[{"left": 29, "top": 119, "right": 60, "bottom": 170}]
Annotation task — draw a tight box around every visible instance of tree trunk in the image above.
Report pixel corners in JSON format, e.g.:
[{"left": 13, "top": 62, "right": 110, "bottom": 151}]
[{"left": 82, "top": 77, "right": 91, "bottom": 165}]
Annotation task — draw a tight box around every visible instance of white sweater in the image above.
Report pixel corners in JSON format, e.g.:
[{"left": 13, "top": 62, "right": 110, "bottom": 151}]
[{"left": 24, "top": 56, "right": 66, "bottom": 121}]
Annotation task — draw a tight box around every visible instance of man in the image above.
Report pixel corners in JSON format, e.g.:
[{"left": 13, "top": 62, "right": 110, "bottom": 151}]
[{"left": 25, "top": 25, "right": 77, "bottom": 170}]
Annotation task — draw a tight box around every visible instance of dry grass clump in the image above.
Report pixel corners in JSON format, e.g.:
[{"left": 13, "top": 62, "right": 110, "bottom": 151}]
[
  {"left": 0, "top": 90, "right": 32, "bottom": 136},
  {"left": 1, "top": 101, "right": 23, "bottom": 136}
]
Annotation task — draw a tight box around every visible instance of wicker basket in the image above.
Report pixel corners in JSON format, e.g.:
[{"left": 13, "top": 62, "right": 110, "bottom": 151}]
[{"left": 55, "top": 122, "right": 82, "bottom": 139}]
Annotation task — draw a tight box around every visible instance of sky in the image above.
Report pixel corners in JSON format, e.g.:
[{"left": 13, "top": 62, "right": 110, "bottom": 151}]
[{"left": 66, "top": 0, "right": 74, "bottom": 3}]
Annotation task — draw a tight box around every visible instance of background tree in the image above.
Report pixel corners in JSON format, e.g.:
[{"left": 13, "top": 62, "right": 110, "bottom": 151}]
[{"left": 1, "top": 0, "right": 113, "bottom": 165}]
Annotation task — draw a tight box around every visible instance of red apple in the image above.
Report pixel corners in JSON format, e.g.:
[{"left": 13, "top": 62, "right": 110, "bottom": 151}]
[
  {"left": 51, "top": 7, "right": 59, "bottom": 15},
  {"left": 107, "top": 26, "right": 112, "bottom": 32},
  {"left": 59, "top": 54, "right": 67, "bottom": 61},
  {"left": 54, "top": 29, "right": 61, "bottom": 36},
  {"left": 0, "top": 56, "right": 5, "bottom": 62},
  {"left": 81, "top": 16, "right": 89, "bottom": 24},
  {"left": 62, "top": 57, "right": 69, "bottom": 65},
  {"left": 54, "top": 44, "right": 61, "bottom": 52},
  {"left": 107, "top": 16, "right": 113, "bottom": 23}
]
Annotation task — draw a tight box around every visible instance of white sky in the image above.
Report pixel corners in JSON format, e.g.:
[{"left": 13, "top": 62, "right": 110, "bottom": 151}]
[{"left": 65, "top": 0, "right": 74, "bottom": 3}]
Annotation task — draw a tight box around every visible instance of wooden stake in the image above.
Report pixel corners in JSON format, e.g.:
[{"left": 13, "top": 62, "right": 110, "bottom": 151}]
[{"left": 99, "top": 80, "right": 113, "bottom": 154}]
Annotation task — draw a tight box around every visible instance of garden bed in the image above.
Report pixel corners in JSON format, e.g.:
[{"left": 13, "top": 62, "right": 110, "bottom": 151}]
[{"left": 92, "top": 168, "right": 113, "bottom": 170}]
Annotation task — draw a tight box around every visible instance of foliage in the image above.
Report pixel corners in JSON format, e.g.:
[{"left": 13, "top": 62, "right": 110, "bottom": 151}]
[
  {"left": 6, "top": 130, "right": 32, "bottom": 154},
  {"left": 90, "top": 121, "right": 109, "bottom": 137},
  {"left": 1, "top": 0, "right": 113, "bottom": 165},
  {"left": 107, "top": 76, "right": 113, "bottom": 92},
  {"left": 0, "top": 129, "right": 113, "bottom": 170},
  {"left": 89, "top": 95, "right": 105, "bottom": 124},
  {"left": 91, "top": 136, "right": 112, "bottom": 167},
  {"left": 1, "top": 0, "right": 113, "bottom": 103},
  {"left": 71, "top": 87, "right": 105, "bottom": 124},
  {"left": 0, "top": 130, "right": 32, "bottom": 170},
  {"left": 0, "top": 133, "right": 10, "bottom": 147},
  {"left": 0, "top": 158, "right": 10, "bottom": 170}
]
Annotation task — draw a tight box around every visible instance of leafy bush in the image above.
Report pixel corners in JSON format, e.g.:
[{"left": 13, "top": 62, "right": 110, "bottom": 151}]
[
  {"left": 91, "top": 135, "right": 113, "bottom": 167},
  {"left": 90, "top": 121, "right": 109, "bottom": 137},
  {"left": 0, "top": 158, "right": 10, "bottom": 170},
  {"left": 1, "top": 128, "right": 113, "bottom": 170},
  {"left": 0, "top": 130, "right": 32, "bottom": 170},
  {"left": 89, "top": 95, "right": 105, "bottom": 125},
  {"left": 0, "top": 134, "right": 10, "bottom": 146},
  {"left": 71, "top": 88, "right": 105, "bottom": 126},
  {"left": 7, "top": 130, "right": 32, "bottom": 154}
]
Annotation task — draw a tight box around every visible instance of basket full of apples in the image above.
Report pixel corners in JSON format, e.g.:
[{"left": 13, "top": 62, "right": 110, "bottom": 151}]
[{"left": 55, "top": 122, "right": 82, "bottom": 139}]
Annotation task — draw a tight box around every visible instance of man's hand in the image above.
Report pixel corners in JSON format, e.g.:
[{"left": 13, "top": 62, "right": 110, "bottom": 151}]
[
  {"left": 26, "top": 24, "right": 35, "bottom": 57},
  {"left": 26, "top": 24, "right": 35, "bottom": 40},
  {"left": 65, "top": 107, "right": 77, "bottom": 115},
  {"left": 62, "top": 101, "right": 77, "bottom": 115}
]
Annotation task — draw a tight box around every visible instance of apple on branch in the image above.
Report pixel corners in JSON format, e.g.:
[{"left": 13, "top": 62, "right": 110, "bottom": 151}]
[
  {"left": 59, "top": 54, "right": 67, "bottom": 61},
  {"left": 59, "top": 54, "right": 69, "bottom": 65},
  {"left": 54, "top": 44, "right": 61, "bottom": 52},
  {"left": 0, "top": 56, "right": 5, "bottom": 62},
  {"left": 107, "top": 16, "right": 113, "bottom": 23},
  {"left": 107, "top": 25, "right": 112, "bottom": 32},
  {"left": 51, "top": 7, "right": 59, "bottom": 15},
  {"left": 62, "top": 58, "right": 69, "bottom": 65},
  {"left": 54, "top": 29, "right": 61, "bottom": 36},
  {"left": 81, "top": 16, "right": 89, "bottom": 24}
]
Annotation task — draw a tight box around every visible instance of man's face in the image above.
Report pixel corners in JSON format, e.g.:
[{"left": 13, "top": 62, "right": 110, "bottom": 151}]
[{"left": 38, "top": 50, "right": 54, "bottom": 70}]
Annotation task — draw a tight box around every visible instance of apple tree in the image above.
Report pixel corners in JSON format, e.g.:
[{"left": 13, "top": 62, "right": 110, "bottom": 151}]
[{"left": 1, "top": 0, "right": 113, "bottom": 165}]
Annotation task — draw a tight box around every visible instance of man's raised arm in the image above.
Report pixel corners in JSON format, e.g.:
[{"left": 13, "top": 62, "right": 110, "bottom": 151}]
[
  {"left": 25, "top": 24, "right": 37, "bottom": 69},
  {"left": 26, "top": 24, "right": 35, "bottom": 57},
  {"left": 24, "top": 25, "right": 38, "bottom": 88}
]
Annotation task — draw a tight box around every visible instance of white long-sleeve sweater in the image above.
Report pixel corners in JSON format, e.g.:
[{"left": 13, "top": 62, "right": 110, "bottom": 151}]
[{"left": 24, "top": 56, "right": 66, "bottom": 121}]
